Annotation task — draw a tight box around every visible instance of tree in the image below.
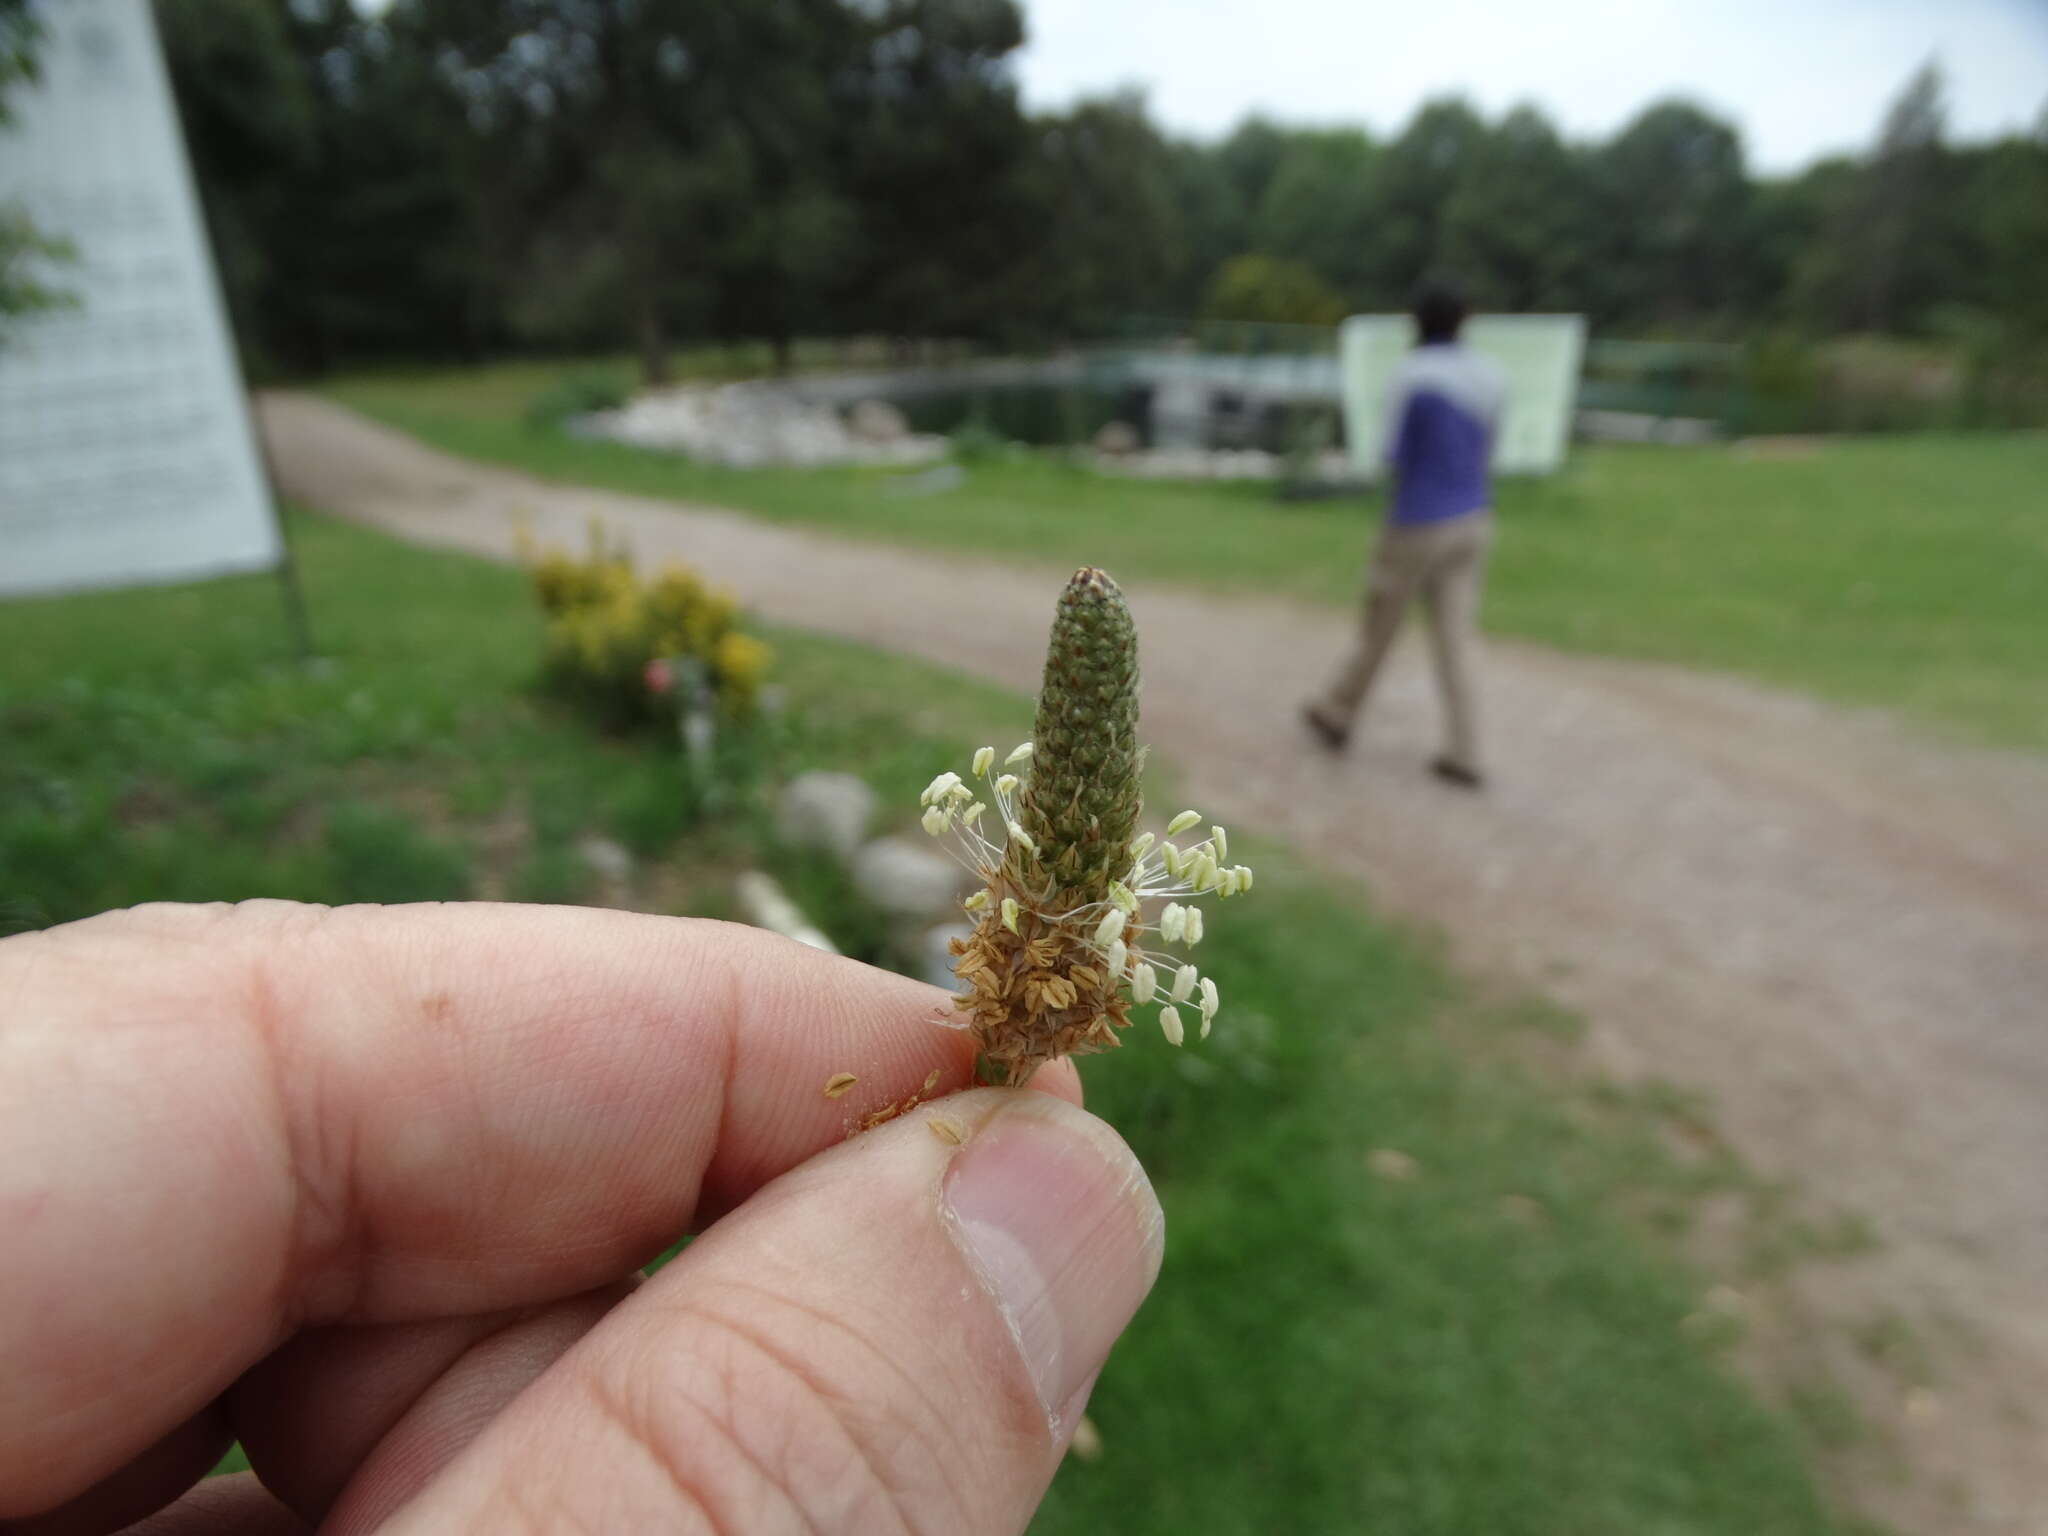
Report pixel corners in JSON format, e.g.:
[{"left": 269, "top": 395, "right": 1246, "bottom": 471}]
[
  {"left": 0, "top": 0, "right": 75, "bottom": 346},
  {"left": 1591, "top": 99, "right": 1753, "bottom": 328},
  {"left": 1965, "top": 121, "right": 2048, "bottom": 340},
  {"left": 1202, "top": 254, "right": 1345, "bottom": 326},
  {"left": 1160, "top": 136, "right": 1249, "bottom": 316},
  {"left": 155, "top": 0, "right": 318, "bottom": 368},
  {"left": 1007, "top": 92, "right": 1184, "bottom": 342},
  {"left": 1361, "top": 97, "right": 1490, "bottom": 306},
  {"left": 1852, "top": 62, "right": 1953, "bottom": 332},
  {"left": 150, "top": 0, "right": 2048, "bottom": 376},
  {"left": 1252, "top": 128, "right": 1379, "bottom": 302},
  {"left": 837, "top": 0, "right": 1037, "bottom": 347},
  {"left": 1438, "top": 105, "right": 1593, "bottom": 312}
]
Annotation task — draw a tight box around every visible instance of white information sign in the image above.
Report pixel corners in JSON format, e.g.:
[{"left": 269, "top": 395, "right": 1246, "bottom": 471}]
[
  {"left": 0, "top": 0, "right": 280, "bottom": 598},
  {"left": 1340, "top": 313, "right": 1587, "bottom": 476}
]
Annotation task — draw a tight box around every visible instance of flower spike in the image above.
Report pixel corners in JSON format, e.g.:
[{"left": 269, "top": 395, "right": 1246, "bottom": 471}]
[{"left": 922, "top": 568, "right": 1255, "bottom": 1084}]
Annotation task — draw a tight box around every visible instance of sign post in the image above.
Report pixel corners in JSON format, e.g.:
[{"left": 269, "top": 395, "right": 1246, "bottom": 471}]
[
  {"left": 0, "top": 0, "right": 302, "bottom": 642},
  {"left": 1340, "top": 313, "right": 1587, "bottom": 477}
]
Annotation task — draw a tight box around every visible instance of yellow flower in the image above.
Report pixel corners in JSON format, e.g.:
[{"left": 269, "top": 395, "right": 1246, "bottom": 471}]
[{"left": 712, "top": 630, "right": 774, "bottom": 713}]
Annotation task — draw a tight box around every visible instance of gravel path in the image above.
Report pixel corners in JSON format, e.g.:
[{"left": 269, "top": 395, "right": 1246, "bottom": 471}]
[{"left": 262, "top": 392, "right": 2048, "bottom": 1533}]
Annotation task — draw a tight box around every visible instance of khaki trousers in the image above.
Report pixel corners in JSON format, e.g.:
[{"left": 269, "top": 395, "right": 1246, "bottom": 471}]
[{"left": 1320, "top": 512, "right": 1492, "bottom": 768}]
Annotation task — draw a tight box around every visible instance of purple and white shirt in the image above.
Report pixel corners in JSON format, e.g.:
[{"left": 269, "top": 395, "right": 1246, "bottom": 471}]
[{"left": 1381, "top": 342, "right": 1508, "bottom": 526}]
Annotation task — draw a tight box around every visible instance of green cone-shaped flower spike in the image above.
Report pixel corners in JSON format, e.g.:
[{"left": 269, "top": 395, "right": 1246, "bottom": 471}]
[
  {"left": 1014, "top": 568, "right": 1142, "bottom": 902},
  {"left": 916, "top": 566, "right": 1251, "bottom": 1089}
]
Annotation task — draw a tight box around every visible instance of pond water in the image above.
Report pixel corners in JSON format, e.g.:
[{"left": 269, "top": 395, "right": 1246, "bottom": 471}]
[{"left": 891, "top": 380, "right": 1347, "bottom": 455}]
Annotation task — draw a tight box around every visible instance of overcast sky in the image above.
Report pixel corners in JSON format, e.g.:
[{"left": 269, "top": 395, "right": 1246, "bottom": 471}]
[{"left": 1012, "top": 0, "right": 2048, "bottom": 173}]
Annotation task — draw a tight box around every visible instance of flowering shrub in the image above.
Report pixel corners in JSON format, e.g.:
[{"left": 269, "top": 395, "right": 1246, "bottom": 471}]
[{"left": 523, "top": 527, "right": 773, "bottom": 730}]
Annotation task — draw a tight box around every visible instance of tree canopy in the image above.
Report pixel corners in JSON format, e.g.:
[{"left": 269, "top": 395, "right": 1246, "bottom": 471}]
[{"left": 136, "top": 3, "right": 2048, "bottom": 378}]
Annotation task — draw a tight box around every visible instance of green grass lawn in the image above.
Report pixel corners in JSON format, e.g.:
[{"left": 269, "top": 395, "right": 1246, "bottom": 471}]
[
  {"left": 3, "top": 512, "right": 1855, "bottom": 1532},
  {"left": 327, "top": 360, "right": 2048, "bottom": 751}
]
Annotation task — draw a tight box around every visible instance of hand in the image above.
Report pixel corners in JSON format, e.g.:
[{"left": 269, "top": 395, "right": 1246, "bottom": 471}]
[{"left": 1, "top": 902, "right": 1162, "bottom": 1534}]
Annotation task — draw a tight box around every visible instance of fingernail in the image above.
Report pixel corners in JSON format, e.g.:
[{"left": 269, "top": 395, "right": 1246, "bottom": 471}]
[{"left": 941, "top": 1097, "right": 1164, "bottom": 1434}]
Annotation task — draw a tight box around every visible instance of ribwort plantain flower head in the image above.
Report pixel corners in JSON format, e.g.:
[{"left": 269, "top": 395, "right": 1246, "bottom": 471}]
[{"left": 921, "top": 568, "right": 1254, "bottom": 1085}]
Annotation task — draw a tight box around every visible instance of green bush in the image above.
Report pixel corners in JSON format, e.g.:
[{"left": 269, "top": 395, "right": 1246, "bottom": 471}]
[
  {"left": 524, "top": 370, "right": 629, "bottom": 431},
  {"left": 1203, "top": 254, "right": 1347, "bottom": 327},
  {"left": 949, "top": 413, "right": 1008, "bottom": 463},
  {"left": 524, "top": 528, "right": 774, "bottom": 733}
]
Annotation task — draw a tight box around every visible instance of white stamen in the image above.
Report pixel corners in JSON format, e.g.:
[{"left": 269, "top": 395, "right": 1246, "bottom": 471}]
[
  {"left": 1159, "top": 903, "right": 1187, "bottom": 943},
  {"left": 1184, "top": 907, "right": 1205, "bottom": 945},
  {"left": 1005, "top": 741, "right": 1034, "bottom": 765},
  {"left": 1094, "top": 908, "right": 1126, "bottom": 946},
  {"left": 1007, "top": 822, "right": 1036, "bottom": 856},
  {"left": 963, "top": 801, "right": 987, "bottom": 826},
  {"left": 1130, "top": 831, "right": 1156, "bottom": 861},
  {"left": 1159, "top": 1005, "right": 1185, "bottom": 1046},
  {"left": 1109, "top": 879, "right": 1138, "bottom": 913},
  {"left": 921, "top": 806, "right": 951, "bottom": 836},
  {"left": 964, "top": 889, "right": 990, "bottom": 911},
  {"left": 995, "top": 773, "right": 1020, "bottom": 796},
  {"left": 1169, "top": 963, "right": 1197, "bottom": 1004},
  {"left": 972, "top": 746, "right": 995, "bottom": 777},
  {"left": 1167, "top": 809, "right": 1202, "bottom": 836},
  {"left": 1198, "top": 977, "right": 1218, "bottom": 1032},
  {"left": 1000, "top": 897, "right": 1020, "bottom": 934},
  {"left": 1212, "top": 826, "right": 1228, "bottom": 862},
  {"left": 1236, "top": 865, "right": 1254, "bottom": 891},
  {"left": 1132, "top": 962, "right": 1158, "bottom": 1003},
  {"left": 922, "top": 772, "right": 963, "bottom": 806},
  {"left": 1106, "top": 938, "right": 1128, "bottom": 979}
]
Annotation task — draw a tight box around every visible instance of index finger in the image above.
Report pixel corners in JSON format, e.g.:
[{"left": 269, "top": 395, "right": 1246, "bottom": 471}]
[{"left": 0, "top": 899, "right": 1077, "bottom": 1516}]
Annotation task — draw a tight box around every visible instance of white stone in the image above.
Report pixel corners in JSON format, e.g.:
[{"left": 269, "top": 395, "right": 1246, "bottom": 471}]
[
  {"left": 852, "top": 836, "right": 971, "bottom": 918},
  {"left": 847, "top": 398, "right": 911, "bottom": 442},
  {"left": 576, "top": 834, "right": 634, "bottom": 883},
  {"left": 916, "top": 921, "right": 973, "bottom": 991},
  {"left": 1093, "top": 420, "right": 1140, "bottom": 455},
  {"left": 776, "top": 772, "right": 876, "bottom": 863},
  {"left": 734, "top": 869, "right": 838, "bottom": 952},
  {"left": 581, "top": 382, "right": 944, "bottom": 469}
]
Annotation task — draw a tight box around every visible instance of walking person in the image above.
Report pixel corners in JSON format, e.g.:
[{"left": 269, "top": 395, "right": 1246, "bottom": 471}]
[{"left": 1304, "top": 276, "right": 1505, "bottom": 788}]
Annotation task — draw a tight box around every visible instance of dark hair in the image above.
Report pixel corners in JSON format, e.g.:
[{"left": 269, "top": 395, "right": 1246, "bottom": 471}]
[{"left": 1411, "top": 274, "right": 1469, "bottom": 343}]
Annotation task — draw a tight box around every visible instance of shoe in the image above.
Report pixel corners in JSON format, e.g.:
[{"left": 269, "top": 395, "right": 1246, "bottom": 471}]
[
  {"left": 1303, "top": 704, "right": 1350, "bottom": 753},
  {"left": 1429, "top": 755, "right": 1485, "bottom": 791}
]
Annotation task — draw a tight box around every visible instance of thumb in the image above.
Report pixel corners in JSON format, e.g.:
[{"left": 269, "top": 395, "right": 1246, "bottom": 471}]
[{"left": 376, "top": 1089, "right": 1164, "bottom": 1535}]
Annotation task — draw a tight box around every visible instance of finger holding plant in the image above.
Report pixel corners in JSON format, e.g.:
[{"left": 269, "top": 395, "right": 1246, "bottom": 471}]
[{"left": 921, "top": 567, "right": 1254, "bottom": 1086}]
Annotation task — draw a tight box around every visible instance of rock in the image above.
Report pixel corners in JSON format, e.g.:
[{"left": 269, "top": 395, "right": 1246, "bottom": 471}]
[
  {"left": 1092, "top": 420, "right": 1140, "bottom": 455},
  {"left": 575, "top": 834, "right": 634, "bottom": 883},
  {"left": 776, "top": 772, "right": 876, "bottom": 863},
  {"left": 916, "top": 921, "right": 974, "bottom": 991},
  {"left": 582, "top": 382, "right": 945, "bottom": 469},
  {"left": 847, "top": 398, "right": 910, "bottom": 442},
  {"left": 852, "top": 836, "right": 969, "bottom": 919},
  {"left": 1497, "top": 1193, "right": 1547, "bottom": 1228},
  {"left": 1367, "top": 1147, "right": 1420, "bottom": 1182},
  {"left": 884, "top": 463, "right": 966, "bottom": 497},
  {"left": 734, "top": 869, "right": 838, "bottom": 952}
]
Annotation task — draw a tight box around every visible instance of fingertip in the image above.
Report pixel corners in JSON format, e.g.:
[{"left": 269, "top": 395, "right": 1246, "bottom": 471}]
[{"left": 1027, "top": 1056, "right": 1086, "bottom": 1108}]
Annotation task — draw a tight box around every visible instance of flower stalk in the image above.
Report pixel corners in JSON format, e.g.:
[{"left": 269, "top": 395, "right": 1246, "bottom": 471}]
[{"left": 921, "top": 568, "right": 1254, "bottom": 1085}]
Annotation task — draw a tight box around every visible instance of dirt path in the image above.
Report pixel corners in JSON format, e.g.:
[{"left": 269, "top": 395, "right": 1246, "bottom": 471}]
[{"left": 261, "top": 393, "right": 2048, "bottom": 1533}]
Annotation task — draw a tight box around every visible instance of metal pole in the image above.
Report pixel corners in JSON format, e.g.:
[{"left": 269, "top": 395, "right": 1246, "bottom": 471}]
[{"left": 246, "top": 394, "right": 315, "bottom": 660}]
